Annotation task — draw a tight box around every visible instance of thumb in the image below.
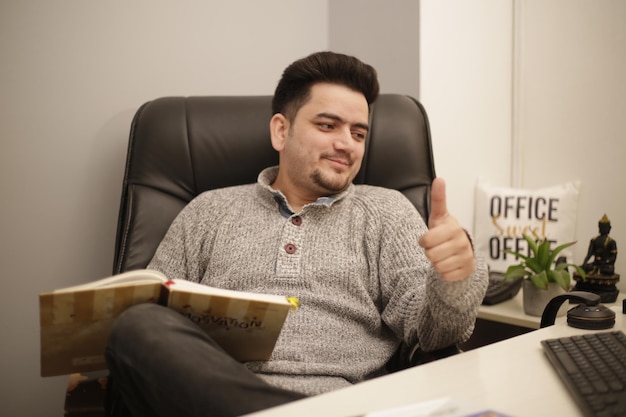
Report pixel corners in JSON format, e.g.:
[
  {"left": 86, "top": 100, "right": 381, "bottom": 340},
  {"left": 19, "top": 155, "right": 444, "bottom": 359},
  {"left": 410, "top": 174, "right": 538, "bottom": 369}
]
[{"left": 429, "top": 177, "right": 448, "bottom": 228}]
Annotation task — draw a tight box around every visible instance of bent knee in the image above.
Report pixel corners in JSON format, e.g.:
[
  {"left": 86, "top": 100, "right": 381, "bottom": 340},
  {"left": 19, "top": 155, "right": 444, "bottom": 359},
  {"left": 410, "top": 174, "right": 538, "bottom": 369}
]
[{"left": 108, "top": 303, "right": 170, "bottom": 349}]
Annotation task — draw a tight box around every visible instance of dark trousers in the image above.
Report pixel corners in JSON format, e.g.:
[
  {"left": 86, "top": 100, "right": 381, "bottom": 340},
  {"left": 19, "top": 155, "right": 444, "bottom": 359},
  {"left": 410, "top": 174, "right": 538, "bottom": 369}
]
[{"left": 105, "top": 303, "right": 307, "bottom": 417}]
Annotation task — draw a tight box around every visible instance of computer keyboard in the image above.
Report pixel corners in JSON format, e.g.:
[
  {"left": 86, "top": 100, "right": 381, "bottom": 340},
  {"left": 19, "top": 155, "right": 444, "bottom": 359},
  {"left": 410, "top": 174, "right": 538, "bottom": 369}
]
[
  {"left": 541, "top": 330, "right": 626, "bottom": 417},
  {"left": 482, "top": 271, "right": 522, "bottom": 305}
]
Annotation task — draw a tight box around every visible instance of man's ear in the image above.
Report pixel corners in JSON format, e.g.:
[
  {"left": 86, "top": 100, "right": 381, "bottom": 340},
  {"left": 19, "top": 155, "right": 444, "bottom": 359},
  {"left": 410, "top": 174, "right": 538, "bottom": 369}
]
[{"left": 270, "top": 113, "right": 288, "bottom": 152}]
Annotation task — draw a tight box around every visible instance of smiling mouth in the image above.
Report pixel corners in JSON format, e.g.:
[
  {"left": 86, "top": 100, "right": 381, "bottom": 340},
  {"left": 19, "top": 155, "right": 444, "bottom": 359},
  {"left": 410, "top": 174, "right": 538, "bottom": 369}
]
[{"left": 323, "top": 155, "right": 351, "bottom": 168}]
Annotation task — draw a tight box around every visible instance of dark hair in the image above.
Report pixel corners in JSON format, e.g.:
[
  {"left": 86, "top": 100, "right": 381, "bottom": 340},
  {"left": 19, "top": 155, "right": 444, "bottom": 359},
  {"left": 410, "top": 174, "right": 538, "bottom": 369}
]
[{"left": 272, "top": 51, "right": 380, "bottom": 121}]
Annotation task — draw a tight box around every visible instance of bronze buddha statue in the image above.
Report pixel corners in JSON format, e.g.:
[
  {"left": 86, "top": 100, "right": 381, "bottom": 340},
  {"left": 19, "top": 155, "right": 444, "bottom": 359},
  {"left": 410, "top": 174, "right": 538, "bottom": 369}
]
[
  {"left": 582, "top": 214, "right": 617, "bottom": 276},
  {"left": 574, "top": 214, "right": 620, "bottom": 302}
]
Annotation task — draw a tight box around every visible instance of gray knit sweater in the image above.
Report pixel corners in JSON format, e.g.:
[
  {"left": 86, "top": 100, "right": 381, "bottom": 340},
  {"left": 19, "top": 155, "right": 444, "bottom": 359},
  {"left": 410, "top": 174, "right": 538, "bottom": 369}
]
[{"left": 148, "top": 167, "right": 488, "bottom": 396}]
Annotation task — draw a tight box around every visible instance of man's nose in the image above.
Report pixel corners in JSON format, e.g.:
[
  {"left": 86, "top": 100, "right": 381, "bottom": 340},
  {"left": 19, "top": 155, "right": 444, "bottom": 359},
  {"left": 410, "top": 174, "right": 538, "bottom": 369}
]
[{"left": 333, "top": 127, "right": 354, "bottom": 150}]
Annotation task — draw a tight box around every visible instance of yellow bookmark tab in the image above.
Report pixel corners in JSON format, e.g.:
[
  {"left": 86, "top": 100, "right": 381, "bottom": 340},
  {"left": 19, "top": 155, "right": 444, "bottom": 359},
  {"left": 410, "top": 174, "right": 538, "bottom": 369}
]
[{"left": 287, "top": 296, "right": 300, "bottom": 311}]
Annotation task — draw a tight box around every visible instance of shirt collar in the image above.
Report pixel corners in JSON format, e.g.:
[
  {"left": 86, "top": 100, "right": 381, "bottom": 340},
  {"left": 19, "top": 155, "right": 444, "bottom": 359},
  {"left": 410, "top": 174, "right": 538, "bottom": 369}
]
[{"left": 257, "top": 166, "right": 352, "bottom": 216}]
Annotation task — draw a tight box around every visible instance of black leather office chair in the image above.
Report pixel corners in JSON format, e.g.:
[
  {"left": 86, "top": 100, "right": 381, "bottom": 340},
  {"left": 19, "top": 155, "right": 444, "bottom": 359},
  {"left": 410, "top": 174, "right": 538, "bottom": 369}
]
[
  {"left": 114, "top": 94, "right": 460, "bottom": 367},
  {"left": 65, "top": 94, "right": 455, "bottom": 416},
  {"left": 113, "top": 94, "right": 437, "bottom": 274}
]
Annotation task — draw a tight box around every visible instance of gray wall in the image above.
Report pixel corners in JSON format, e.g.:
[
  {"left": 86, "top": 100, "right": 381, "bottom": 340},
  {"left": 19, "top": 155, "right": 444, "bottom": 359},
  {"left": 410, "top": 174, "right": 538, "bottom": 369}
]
[
  {"left": 330, "top": 0, "right": 421, "bottom": 99},
  {"left": 1, "top": 2, "right": 329, "bottom": 415}
]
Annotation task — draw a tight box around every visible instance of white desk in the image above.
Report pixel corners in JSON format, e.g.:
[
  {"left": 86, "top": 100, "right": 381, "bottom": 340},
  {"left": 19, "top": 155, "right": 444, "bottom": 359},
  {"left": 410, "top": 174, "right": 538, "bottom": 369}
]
[{"left": 245, "top": 306, "right": 625, "bottom": 417}]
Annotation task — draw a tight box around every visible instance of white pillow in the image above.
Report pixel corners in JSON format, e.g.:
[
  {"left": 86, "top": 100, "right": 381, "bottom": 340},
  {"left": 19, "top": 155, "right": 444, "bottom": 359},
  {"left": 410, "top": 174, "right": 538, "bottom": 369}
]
[{"left": 473, "top": 179, "right": 581, "bottom": 273}]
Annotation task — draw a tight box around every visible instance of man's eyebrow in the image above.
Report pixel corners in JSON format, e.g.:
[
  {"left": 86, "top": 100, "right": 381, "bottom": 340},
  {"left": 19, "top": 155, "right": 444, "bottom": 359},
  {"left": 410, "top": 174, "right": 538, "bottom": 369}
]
[{"left": 315, "top": 112, "right": 369, "bottom": 131}]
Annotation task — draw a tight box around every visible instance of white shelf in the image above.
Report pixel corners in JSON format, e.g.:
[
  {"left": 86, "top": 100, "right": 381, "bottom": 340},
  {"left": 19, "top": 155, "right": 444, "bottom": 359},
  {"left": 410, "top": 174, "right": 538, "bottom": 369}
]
[{"left": 478, "top": 291, "right": 625, "bottom": 329}]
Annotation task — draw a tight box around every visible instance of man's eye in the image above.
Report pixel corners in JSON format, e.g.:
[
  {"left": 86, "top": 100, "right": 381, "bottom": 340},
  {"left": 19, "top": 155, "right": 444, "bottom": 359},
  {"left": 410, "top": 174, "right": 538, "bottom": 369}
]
[
  {"left": 352, "top": 131, "right": 367, "bottom": 140},
  {"left": 318, "top": 123, "right": 334, "bottom": 130}
]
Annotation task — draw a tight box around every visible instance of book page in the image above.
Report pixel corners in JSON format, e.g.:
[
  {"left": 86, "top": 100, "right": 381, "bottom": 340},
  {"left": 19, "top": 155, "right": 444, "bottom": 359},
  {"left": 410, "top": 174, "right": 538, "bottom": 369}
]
[
  {"left": 51, "top": 270, "right": 167, "bottom": 294},
  {"left": 167, "top": 279, "right": 291, "bottom": 305}
]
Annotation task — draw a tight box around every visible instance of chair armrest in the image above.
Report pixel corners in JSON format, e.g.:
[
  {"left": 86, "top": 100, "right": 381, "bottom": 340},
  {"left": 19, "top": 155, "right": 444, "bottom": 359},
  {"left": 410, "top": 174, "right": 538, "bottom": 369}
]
[
  {"left": 386, "top": 343, "right": 462, "bottom": 372},
  {"left": 410, "top": 344, "right": 463, "bottom": 366}
]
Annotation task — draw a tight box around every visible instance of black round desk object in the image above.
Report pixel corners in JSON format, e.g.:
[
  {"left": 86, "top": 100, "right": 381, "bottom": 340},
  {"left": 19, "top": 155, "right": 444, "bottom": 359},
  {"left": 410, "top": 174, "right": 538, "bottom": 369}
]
[
  {"left": 567, "top": 303, "right": 616, "bottom": 330},
  {"left": 540, "top": 291, "right": 615, "bottom": 330}
]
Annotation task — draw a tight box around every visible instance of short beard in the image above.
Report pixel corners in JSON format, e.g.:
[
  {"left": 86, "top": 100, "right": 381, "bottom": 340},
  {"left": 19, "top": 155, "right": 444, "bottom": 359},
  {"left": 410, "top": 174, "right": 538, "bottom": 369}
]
[{"left": 310, "top": 168, "right": 351, "bottom": 194}]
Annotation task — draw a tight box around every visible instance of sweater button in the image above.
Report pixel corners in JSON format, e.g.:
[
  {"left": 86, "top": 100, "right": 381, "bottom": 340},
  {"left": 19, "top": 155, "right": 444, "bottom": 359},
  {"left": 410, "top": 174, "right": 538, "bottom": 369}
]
[
  {"left": 284, "top": 243, "right": 297, "bottom": 254},
  {"left": 291, "top": 216, "right": 302, "bottom": 226}
]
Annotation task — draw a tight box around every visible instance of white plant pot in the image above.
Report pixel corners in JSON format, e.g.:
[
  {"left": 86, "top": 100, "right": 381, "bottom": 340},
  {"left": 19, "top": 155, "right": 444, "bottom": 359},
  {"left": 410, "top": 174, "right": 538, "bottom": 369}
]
[{"left": 522, "top": 280, "right": 567, "bottom": 317}]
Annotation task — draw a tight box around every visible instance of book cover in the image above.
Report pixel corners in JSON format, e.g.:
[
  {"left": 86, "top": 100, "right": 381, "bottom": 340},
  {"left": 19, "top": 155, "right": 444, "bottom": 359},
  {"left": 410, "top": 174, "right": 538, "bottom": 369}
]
[
  {"left": 162, "top": 279, "right": 293, "bottom": 362},
  {"left": 39, "top": 270, "right": 296, "bottom": 377}
]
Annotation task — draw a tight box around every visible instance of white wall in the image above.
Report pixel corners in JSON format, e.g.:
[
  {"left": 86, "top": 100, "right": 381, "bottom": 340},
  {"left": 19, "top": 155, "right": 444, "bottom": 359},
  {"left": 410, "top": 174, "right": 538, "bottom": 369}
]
[
  {"left": 419, "top": 0, "right": 514, "bottom": 230},
  {"left": 420, "top": 0, "right": 626, "bottom": 291},
  {"left": 515, "top": 0, "right": 626, "bottom": 289},
  {"left": 0, "top": 1, "right": 328, "bottom": 415}
]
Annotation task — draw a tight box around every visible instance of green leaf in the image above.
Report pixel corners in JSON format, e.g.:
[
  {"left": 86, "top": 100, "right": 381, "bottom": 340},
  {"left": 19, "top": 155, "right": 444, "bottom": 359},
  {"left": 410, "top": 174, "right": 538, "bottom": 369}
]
[
  {"left": 555, "top": 262, "right": 569, "bottom": 271},
  {"left": 525, "top": 258, "right": 543, "bottom": 274},
  {"left": 523, "top": 234, "right": 539, "bottom": 256},
  {"left": 504, "top": 264, "right": 530, "bottom": 280},
  {"left": 571, "top": 264, "right": 586, "bottom": 280},
  {"left": 547, "top": 269, "right": 557, "bottom": 283},
  {"left": 504, "top": 249, "right": 528, "bottom": 262},
  {"left": 549, "top": 269, "right": 570, "bottom": 291},
  {"left": 546, "top": 241, "right": 577, "bottom": 267},
  {"left": 536, "top": 239, "right": 551, "bottom": 270},
  {"left": 529, "top": 271, "right": 548, "bottom": 289}
]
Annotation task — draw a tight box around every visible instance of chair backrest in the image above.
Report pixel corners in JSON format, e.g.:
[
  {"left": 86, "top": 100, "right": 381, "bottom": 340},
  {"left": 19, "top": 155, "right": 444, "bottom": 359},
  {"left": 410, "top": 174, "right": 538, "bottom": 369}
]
[{"left": 113, "top": 94, "right": 436, "bottom": 274}]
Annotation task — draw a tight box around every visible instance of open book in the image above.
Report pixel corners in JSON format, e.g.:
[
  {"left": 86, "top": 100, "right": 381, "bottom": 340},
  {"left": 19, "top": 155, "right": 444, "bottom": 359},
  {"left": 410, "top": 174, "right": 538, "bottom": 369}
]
[{"left": 39, "top": 269, "right": 299, "bottom": 377}]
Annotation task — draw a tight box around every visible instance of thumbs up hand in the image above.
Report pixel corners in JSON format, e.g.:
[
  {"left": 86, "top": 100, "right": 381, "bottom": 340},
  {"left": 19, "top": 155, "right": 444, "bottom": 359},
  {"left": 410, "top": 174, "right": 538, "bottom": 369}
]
[{"left": 418, "top": 178, "right": 475, "bottom": 282}]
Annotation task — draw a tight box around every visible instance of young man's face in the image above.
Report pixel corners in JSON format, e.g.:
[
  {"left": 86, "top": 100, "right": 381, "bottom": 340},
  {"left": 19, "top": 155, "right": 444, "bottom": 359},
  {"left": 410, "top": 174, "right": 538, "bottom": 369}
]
[{"left": 270, "top": 83, "right": 369, "bottom": 204}]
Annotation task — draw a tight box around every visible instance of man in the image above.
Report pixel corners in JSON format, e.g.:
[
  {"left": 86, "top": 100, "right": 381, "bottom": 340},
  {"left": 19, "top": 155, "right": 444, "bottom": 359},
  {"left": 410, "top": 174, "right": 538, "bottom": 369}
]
[{"left": 106, "top": 51, "right": 488, "bottom": 417}]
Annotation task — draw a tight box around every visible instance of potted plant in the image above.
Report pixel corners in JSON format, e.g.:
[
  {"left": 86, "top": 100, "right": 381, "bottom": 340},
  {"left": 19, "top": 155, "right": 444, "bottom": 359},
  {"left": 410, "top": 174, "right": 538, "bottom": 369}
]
[{"left": 504, "top": 234, "right": 586, "bottom": 316}]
